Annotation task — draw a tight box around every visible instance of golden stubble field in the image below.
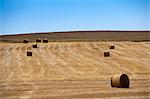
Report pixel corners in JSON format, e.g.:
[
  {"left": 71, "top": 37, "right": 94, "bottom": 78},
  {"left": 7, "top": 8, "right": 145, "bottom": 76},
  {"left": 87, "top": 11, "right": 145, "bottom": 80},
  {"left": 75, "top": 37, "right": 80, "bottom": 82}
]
[{"left": 0, "top": 42, "right": 150, "bottom": 99}]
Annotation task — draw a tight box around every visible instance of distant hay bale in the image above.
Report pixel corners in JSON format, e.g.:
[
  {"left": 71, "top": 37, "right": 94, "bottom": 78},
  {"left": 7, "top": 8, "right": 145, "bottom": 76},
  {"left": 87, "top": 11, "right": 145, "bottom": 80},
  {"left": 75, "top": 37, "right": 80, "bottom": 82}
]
[
  {"left": 111, "top": 74, "right": 129, "bottom": 88},
  {"left": 27, "top": 51, "right": 32, "bottom": 56},
  {"left": 36, "top": 38, "right": 41, "bottom": 42},
  {"left": 110, "top": 45, "right": 115, "bottom": 49},
  {"left": 43, "top": 39, "right": 48, "bottom": 43},
  {"left": 32, "top": 44, "right": 37, "bottom": 48},
  {"left": 104, "top": 52, "right": 110, "bottom": 57},
  {"left": 23, "top": 39, "right": 29, "bottom": 43}
]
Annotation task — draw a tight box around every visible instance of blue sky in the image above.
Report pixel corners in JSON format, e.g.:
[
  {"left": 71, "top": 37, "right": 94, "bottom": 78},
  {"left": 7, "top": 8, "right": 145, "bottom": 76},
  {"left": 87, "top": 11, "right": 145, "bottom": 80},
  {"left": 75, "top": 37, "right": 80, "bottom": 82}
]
[{"left": 0, "top": 0, "right": 149, "bottom": 34}]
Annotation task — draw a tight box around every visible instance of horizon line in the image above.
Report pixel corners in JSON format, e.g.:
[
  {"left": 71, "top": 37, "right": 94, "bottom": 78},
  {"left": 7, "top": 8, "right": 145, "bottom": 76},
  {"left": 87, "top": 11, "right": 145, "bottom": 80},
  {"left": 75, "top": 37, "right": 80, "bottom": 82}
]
[{"left": 1, "top": 30, "right": 150, "bottom": 36}]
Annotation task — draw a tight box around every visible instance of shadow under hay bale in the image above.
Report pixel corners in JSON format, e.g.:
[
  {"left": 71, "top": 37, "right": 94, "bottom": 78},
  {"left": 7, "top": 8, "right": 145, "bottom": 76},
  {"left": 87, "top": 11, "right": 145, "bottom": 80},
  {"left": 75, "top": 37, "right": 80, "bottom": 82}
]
[
  {"left": 43, "top": 39, "right": 48, "bottom": 43},
  {"left": 36, "top": 38, "right": 41, "bottom": 42},
  {"left": 23, "top": 39, "right": 29, "bottom": 43},
  {"left": 32, "top": 44, "right": 37, "bottom": 48},
  {"left": 110, "top": 45, "right": 115, "bottom": 49},
  {"left": 104, "top": 52, "right": 110, "bottom": 57},
  {"left": 111, "top": 74, "right": 129, "bottom": 88},
  {"left": 27, "top": 51, "right": 32, "bottom": 56}
]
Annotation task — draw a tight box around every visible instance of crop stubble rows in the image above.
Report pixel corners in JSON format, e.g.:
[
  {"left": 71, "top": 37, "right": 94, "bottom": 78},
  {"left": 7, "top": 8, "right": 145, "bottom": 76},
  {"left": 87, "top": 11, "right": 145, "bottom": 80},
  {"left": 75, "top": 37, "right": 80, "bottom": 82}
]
[{"left": 0, "top": 42, "right": 150, "bottom": 98}]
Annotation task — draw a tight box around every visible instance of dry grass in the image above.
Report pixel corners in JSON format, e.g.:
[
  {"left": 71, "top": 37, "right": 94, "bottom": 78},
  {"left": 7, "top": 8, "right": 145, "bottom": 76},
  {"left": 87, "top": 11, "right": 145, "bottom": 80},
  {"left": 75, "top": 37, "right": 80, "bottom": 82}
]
[{"left": 0, "top": 42, "right": 150, "bottom": 98}]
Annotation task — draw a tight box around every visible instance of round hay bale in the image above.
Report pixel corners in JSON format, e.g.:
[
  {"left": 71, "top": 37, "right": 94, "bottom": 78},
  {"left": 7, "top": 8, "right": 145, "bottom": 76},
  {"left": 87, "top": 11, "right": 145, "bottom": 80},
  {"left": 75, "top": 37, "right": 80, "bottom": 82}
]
[
  {"left": 27, "top": 51, "right": 32, "bottom": 56},
  {"left": 111, "top": 74, "right": 129, "bottom": 88},
  {"left": 23, "top": 39, "right": 29, "bottom": 43},
  {"left": 32, "top": 44, "right": 37, "bottom": 48},
  {"left": 110, "top": 45, "right": 115, "bottom": 49},
  {"left": 104, "top": 52, "right": 110, "bottom": 57},
  {"left": 36, "top": 38, "right": 41, "bottom": 42},
  {"left": 43, "top": 39, "right": 48, "bottom": 43}
]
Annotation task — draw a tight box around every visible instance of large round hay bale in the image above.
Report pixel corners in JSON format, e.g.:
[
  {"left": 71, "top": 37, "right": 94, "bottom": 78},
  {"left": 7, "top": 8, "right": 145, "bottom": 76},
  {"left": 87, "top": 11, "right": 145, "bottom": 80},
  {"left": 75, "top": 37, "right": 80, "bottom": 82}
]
[
  {"left": 27, "top": 51, "right": 32, "bottom": 56},
  {"left": 32, "top": 44, "right": 37, "bottom": 48},
  {"left": 110, "top": 45, "right": 115, "bottom": 49},
  {"left": 43, "top": 39, "right": 48, "bottom": 43},
  {"left": 36, "top": 38, "right": 41, "bottom": 42},
  {"left": 111, "top": 74, "right": 129, "bottom": 88},
  {"left": 104, "top": 52, "right": 110, "bottom": 57},
  {"left": 23, "top": 39, "right": 29, "bottom": 43}
]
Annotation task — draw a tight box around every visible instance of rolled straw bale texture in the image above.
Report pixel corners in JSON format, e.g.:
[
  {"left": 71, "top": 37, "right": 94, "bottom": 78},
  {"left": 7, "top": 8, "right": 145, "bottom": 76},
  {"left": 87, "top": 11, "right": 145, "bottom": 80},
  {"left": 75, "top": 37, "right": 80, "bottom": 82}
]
[{"left": 111, "top": 74, "right": 129, "bottom": 88}]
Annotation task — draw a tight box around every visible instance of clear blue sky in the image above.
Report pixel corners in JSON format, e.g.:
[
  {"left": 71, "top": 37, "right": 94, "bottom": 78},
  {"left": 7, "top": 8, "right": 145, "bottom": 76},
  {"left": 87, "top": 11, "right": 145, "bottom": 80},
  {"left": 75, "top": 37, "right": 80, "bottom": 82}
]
[{"left": 0, "top": 0, "right": 149, "bottom": 34}]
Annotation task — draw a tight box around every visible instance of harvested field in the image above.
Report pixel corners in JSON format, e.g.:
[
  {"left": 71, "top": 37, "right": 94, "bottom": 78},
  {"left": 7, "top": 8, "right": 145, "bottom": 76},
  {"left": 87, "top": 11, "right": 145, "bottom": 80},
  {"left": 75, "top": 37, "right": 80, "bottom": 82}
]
[
  {"left": 0, "top": 42, "right": 150, "bottom": 98},
  {"left": 0, "top": 31, "right": 150, "bottom": 42}
]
